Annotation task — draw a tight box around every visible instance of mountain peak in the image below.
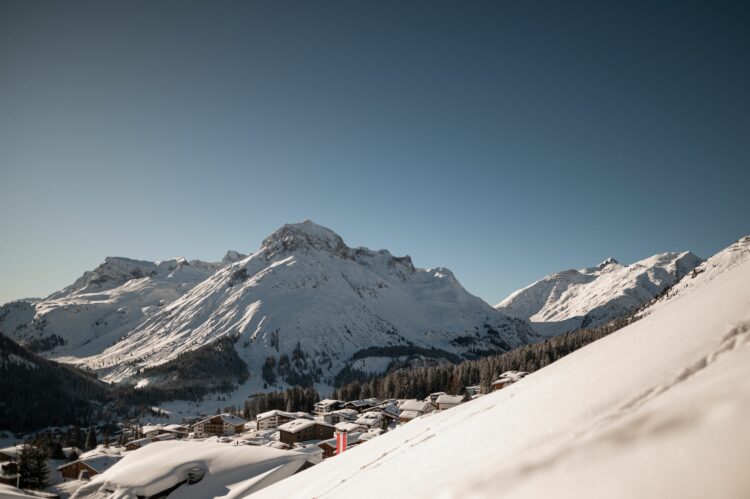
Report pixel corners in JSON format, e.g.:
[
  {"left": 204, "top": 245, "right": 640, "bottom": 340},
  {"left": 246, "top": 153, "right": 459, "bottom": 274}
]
[
  {"left": 262, "top": 220, "right": 349, "bottom": 257},
  {"left": 222, "top": 250, "right": 247, "bottom": 264},
  {"left": 596, "top": 257, "right": 619, "bottom": 269}
]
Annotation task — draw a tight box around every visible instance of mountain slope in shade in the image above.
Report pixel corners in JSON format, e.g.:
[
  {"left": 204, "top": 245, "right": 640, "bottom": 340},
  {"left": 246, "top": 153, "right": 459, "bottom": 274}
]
[
  {"left": 79, "top": 221, "right": 536, "bottom": 384},
  {"left": 0, "top": 255, "right": 230, "bottom": 357},
  {"left": 254, "top": 235, "right": 750, "bottom": 499},
  {"left": 495, "top": 250, "right": 702, "bottom": 335}
]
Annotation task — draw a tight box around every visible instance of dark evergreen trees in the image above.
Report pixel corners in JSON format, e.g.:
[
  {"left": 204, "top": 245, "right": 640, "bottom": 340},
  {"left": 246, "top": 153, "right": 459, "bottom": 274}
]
[
  {"left": 17, "top": 445, "right": 48, "bottom": 490},
  {"left": 85, "top": 426, "right": 97, "bottom": 450}
]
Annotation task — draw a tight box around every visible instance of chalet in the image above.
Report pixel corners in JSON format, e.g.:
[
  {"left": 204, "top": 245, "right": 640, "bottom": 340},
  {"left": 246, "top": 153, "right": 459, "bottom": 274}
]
[
  {"left": 427, "top": 392, "right": 446, "bottom": 404},
  {"left": 492, "top": 371, "right": 529, "bottom": 391},
  {"left": 375, "top": 402, "right": 401, "bottom": 420},
  {"left": 125, "top": 437, "right": 152, "bottom": 451},
  {"left": 58, "top": 453, "right": 121, "bottom": 481},
  {"left": 313, "top": 399, "right": 344, "bottom": 416},
  {"left": 343, "top": 398, "right": 381, "bottom": 413},
  {"left": 334, "top": 421, "right": 366, "bottom": 433},
  {"left": 256, "top": 410, "right": 312, "bottom": 430},
  {"left": 398, "top": 399, "right": 434, "bottom": 423},
  {"left": 435, "top": 394, "right": 463, "bottom": 410},
  {"left": 278, "top": 419, "right": 335, "bottom": 445},
  {"left": 316, "top": 432, "right": 364, "bottom": 458},
  {"left": 0, "top": 445, "right": 23, "bottom": 463},
  {"left": 192, "top": 413, "right": 246, "bottom": 438},
  {"left": 464, "top": 385, "right": 482, "bottom": 396},
  {"left": 323, "top": 408, "right": 359, "bottom": 425},
  {"left": 0, "top": 461, "right": 17, "bottom": 486},
  {"left": 354, "top": 411, "right": 382, "bottom": 429}
]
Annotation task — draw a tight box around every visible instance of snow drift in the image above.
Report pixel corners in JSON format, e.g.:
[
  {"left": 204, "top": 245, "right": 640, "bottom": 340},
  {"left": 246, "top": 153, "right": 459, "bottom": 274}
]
[{"left": 71, "top": 441, "right": 315, "bottom": 499}]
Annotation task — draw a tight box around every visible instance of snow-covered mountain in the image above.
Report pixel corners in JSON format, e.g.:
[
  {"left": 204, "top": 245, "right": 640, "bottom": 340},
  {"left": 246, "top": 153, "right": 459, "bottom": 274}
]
[
  {"left": 0, "top": 255, "right": 235, "bottom": 357},
  {"left": 83, "top": 221, "right": 535, "bottom": 385},
  {"left": 0, "top": 221, "right": 536, "bottom": 388},
  {"left": 495, "top": 251, "right": 702, "bottom": 335},
  {"left": 255, "top": 236, "right": 750, "bottom": 499}
]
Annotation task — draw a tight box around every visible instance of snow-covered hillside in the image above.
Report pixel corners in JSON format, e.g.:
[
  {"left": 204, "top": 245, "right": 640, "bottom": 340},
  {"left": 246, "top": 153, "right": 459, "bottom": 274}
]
[
  {"left": 0, "top": 256, "right": 229, "bottom": 357},
  {"left": 254, "top": 235, "right": 750, "bottom": 499},
  {"left": 82, "top": 221, "right": 535, "bottom": 385},
  {"left": 496, "top": 251, "right": 701, "bottom": 335}
]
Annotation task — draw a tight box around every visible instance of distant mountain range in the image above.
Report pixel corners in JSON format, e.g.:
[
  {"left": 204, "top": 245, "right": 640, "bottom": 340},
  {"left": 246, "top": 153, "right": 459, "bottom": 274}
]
[
  {"left": 495, "top": 251, "right": 702, "bottom": 335},
  {"left": 0, "top": 220, "right": 712, "bottom": 399},
  {"left": 0, "top": 221, "right": 536, "bottom": 392}
]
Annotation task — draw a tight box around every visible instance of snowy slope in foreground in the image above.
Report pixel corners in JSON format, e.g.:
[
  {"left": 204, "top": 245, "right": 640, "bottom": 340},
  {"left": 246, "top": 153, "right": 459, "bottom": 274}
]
[
  {"left": 495, "top": 251, "right": 701, "bottom": 335},
  {"left": 255, "top": 237, "right": 750, "bottom": 499}
]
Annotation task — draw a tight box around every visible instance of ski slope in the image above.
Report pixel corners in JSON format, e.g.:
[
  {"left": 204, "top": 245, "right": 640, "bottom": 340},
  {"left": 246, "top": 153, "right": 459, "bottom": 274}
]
[{"left": 254, "top": 236, "right": 750, "bottom": 499}]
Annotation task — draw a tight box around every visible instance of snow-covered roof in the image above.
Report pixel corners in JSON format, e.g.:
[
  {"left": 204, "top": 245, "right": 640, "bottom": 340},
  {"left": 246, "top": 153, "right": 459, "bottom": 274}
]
[
  {"left": 278, "top": 418, "right": 332, "bottom": 434},
  {"left": 70, "top": 440, "right": 314, "bottom": 499},
  {"left": 345, "top": 398, "right": 381, "bottom": 408},
  {"left": 399, "top": 399, "right": 434, "bottom": 412},
  {"left": 335, "top": 422, "right": 364, "bottom": 433},
  {"left": 257, "top": 410, "right": 312, "bottom": 421},
  {"left": 435, "top": 394, "right": 463, "bottom": 405},
  {"left": 315, "top": 399, "right": 343, "bottom": 408},
  {"left": 58, "top": 452, "right": 122, "bottom": 474},
  {"left": 0, "top": 445, "right": 24, "bottom": 460},
  {"left": 492, "top": 371, "right": 528, "bottom": 385},
  {"left": 398, "top": 410, "right": 422, "bottom": 421},
  {"left": 354, "top": 412, "right": 381, "bottom": 427},
  {"left": 126, "top": 438, "right": 152, "bottom": 448}
]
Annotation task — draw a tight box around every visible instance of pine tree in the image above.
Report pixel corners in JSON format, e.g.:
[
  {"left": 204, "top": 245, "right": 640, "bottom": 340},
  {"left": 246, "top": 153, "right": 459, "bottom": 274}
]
[
  {"left": 379, "top": 415, "right": 389, "bottom": 432},
  {"left": 18, "top": 445, "right": 49, "bottom": 490},
  {"left": 85, "top": 425, "right": 97, "bottom": 450}
]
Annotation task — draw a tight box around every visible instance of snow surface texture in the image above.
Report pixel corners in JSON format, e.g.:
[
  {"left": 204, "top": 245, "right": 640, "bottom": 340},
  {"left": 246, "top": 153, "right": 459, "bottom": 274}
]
[
  {"left": 71, "top": 441, "right": 313, "bottom": 499},
  {"left": 33, "top": 221, "right": 535, "bottom": 384},
  {"left": 495, "top": 251, "right": 701, "bottom": 335},
  {"left": 254, "top": 236, "right": 750, "bottom": 499}
]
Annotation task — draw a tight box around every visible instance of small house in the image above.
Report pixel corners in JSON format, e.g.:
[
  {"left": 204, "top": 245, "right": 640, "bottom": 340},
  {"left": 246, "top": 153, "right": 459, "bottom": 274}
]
[
  {"left": 278, "top": 419, "right": 335, "bottom": 445},
  {"left": 435, "top": 394, "right": 463, "bottom": 410},
  {"left": 492, "top": 371, "right": 529, "bottom": 391},
  {"left": 313, "top": 399, "right": 344, "bottom": 416},
  {"left": 192, "top": 413, "right": 246, "bottom": 438}
]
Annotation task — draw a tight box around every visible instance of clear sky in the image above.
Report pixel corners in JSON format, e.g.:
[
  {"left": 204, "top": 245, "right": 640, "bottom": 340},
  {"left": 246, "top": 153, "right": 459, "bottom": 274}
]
[{"left": 1, "top": 0, "right": 748, "bottom": 306}]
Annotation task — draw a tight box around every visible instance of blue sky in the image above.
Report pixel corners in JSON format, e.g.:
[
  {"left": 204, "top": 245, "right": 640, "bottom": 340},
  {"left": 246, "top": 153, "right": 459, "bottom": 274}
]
[{"left": 1, "top": 0, "right": 748, "bottom": 305}]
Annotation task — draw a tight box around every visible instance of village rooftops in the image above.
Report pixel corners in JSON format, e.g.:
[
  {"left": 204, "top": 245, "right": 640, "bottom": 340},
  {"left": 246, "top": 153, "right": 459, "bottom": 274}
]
[{"left": 278, "top": 419, "right": 333, "bottom": 434}]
